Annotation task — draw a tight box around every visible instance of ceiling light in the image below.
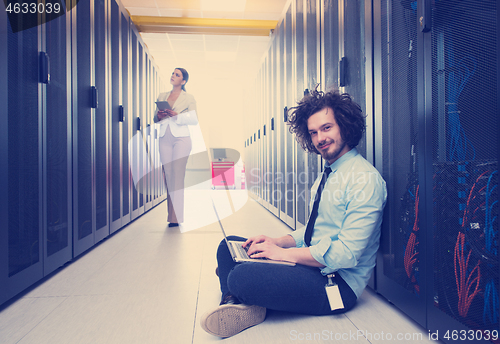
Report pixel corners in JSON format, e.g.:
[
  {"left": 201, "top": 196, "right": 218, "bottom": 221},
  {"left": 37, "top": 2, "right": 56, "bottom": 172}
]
[{"left": 200, "top": 0, "right": 247, "bottom": 12}]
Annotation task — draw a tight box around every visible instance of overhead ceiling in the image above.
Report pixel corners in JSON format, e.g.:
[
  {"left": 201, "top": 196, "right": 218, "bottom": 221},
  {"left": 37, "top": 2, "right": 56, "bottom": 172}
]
[{"left": 121, "top": 0, "right": 289, "bottom": 82}]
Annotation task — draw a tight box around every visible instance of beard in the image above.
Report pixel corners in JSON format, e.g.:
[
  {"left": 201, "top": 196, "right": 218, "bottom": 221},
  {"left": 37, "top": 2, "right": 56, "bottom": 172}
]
[{"left": 318, "top": 139, "right": 347, "bottom": 164}]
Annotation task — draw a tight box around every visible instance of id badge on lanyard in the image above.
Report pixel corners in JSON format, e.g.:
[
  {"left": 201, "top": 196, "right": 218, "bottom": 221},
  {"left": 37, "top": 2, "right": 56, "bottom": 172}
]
[{"left": 325, "top": 273, "right": 344, "bottom": 311}]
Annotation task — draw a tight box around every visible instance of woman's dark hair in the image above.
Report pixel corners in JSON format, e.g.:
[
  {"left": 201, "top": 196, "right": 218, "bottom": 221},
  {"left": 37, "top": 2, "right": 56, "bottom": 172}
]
[
  {"left": 287, "top": 86, "right": 366, "bottom": 154},
  {"left": 176, "top": 67, "right": 189, "bottom": 91}
]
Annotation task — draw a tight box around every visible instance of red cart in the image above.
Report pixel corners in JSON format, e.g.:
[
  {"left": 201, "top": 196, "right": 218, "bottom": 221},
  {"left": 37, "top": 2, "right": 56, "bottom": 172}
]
[{"left": 211, "top": 161, "right": 235, "bottom": 189}]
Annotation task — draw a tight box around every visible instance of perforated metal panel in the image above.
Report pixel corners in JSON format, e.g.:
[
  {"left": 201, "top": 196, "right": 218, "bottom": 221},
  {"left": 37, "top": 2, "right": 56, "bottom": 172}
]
[
  {"left": 295, "top": 0, "right": 306, "bottom": 227},
  {"left": 111, "top": 0, "right": 121, "bottom": 224},
  {"left": 131, "top": 30, "right": 138, "bottom": 212},
  {"left": 374, "top": 0, "right": 426, "bottom": 327},
  {"left": 7, "top": 26, "right": 40, "bottom": 276},
  {"left": 76, "top": 0, "right": 93, "bottom": 241},
  {"left": 95, "top": 0, "right": 108, "bottom": 232},
  {"left": 430, "top": 0, "right": 499, "bottom": 339},
  {"left": 379, "top": 0, "right": 421, "bottom": 293},
  {"left": 343, "top": 0, "right": 366, "bottom": 157},
  {"left": 122, "top": 13, "right": 130, "bottom": 217},
  {"left": 45, "top": 5, "right": 69, "bottom": 258}
]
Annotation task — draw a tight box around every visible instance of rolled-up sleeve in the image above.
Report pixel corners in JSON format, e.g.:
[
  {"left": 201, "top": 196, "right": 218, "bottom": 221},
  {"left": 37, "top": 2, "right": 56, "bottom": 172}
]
[{"left": 289, "top": 226, "right": 306, "bottom": 248}]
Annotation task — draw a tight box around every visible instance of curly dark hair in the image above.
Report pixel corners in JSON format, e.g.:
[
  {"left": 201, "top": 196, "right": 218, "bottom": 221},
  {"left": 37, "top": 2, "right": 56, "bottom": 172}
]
[{"left": 287, "top": 87, "right": 366, "bottom": 154}]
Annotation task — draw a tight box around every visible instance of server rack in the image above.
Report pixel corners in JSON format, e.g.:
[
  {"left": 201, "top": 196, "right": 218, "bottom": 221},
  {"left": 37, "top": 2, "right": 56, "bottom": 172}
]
[
  {"left": 277, "top": 20, "right": 287, "bottom": 225},
  {"left": 72, "top": 0, "right": 109, "bottom": 257},
  {"left": 426, "top": 1, "right": 499, "bottom": 342},
  {"left": 294, "top": 0, "right": 308, "bottom": 229},
  {"left": 374, "top": 0, "right": 428, "bottom": 326},
  {"left": 284, "top": 4, "right": 297, "bottom": 229},
  {"left": 304, "top": 0, "right": 321, "bottom": 222},
  {"left": 268, "top": 42, "right": 280, "bottom": 217},
  {"left": 42, "top": 0, "right": 73, "bottom": 274},
  {"left": 0, "top": 0, "right": 65, "bottom": 306},
  {"left": 0, "top": 0, "right": 166, "bottom": 307},
  {"left": 374, "top": 0, "right": 499, "bottom": 342},
  {"left": 276, "top": 21, "right": 286, "bottom": 222},
  {"left": 260, "top": 60, "right": 267, "bottom": 208}
]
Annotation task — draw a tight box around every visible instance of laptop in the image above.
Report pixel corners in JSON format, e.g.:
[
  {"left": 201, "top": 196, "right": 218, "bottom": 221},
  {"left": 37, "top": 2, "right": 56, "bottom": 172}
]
[{"left": 210, "top": 197, "right": 295, "bottom": 266}]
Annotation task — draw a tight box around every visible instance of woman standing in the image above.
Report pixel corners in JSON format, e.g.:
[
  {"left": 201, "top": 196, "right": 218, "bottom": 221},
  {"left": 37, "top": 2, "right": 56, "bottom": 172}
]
[{"left": 154, "top": 68, "right": 198, "bottom": 227}]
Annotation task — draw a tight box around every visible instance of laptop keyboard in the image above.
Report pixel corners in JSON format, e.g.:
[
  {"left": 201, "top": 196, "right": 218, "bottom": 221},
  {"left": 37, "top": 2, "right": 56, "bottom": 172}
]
[
  {"left": 234, "top": 242, "right": 267, "bottom": 260},
  {"left": 236, "top": 242, "right": 250, "bottom": 258}
]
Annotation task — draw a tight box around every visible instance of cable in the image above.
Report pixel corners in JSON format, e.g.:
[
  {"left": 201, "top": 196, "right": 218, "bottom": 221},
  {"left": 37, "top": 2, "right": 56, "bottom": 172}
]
[
  {"left": 483, "top": 170, "right": 498, "bottom": 325},
  {"left": 485, "top": 171, "right": 498, "bottom": 254},
  {"left": 446, "top": 42, "right": 477, "bottom": 161},
  {"left": 404, "top": 185, "right": 419, "bottom": 294},
  {"left": 454, "top": 231, "right": 481, "bottom": 318}
]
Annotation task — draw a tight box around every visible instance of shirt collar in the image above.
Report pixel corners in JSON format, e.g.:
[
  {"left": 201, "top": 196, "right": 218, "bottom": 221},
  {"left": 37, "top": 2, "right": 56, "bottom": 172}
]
[{"left": 324, "top": 147, "right": 358, "bottom": 172}]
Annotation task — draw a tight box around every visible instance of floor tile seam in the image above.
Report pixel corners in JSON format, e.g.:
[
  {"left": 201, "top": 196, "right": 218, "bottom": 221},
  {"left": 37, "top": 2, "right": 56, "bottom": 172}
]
[
  {"left": 21, "top": 295, "right": 71, "bottom": 300},
  {"left": 342, "top": 313, "right": 372, "bottom": 344},
  {"left": 13, "top": 296, "right": 70, "bottom": 344},
  {"left": 190, "top": 232, "right": 212, "bottom": 344}
]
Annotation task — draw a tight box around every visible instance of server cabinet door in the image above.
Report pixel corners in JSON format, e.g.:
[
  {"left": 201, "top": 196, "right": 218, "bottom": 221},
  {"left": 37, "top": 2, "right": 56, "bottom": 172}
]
[
  {"left": 121, "top": 11, "right": 131, "bottom": 224},
  {"left": 262, "top": 55, "right": 270, "bottom": 208},
  {"left": 304, "top": 0, "right": 321, "bottom": 221},
  {"left": 130, "top": 28, "right": 142, "bottom": 220},
  {"left": 322, "top": 0, "right": 339, "bottom": 91},
  {"left": 73, "top": 0, "right": 109, "bottom": 257},
  {"left": 374, "top": 0, "right": 426, "bottom": 327},
  {"left": 144, "top": 55, "right": 152, "bottom": 211},
  {"left": 137, "top": 44, "right": 145, "bottom": 213},
  {"left": 294, "top": 0, "right": 307, "bottom": 228},
  {"left": 284, "top": 5, "right": 296, "bottom": 229},
  {"left": 258, "top": 68, "right": 264, "bottom": 203},
  {"left": 278, "top": 21, "right": 287, "bottom": 223},
  {"left": 94, "top": 0, "right": 109, "bottom": 243},
  {"left": 0, "top": 10, "right": 43, "bottom": 306},
  {"left": 427, "top": 1, "right": 499, "bottom": 342},
  {"left": 341, "top": 0, "right": 368, "bottom": 157},
  {"left": 110, "top": 0, "right": 122, "bottom": 232},
  {"left": 42, "top": 2, "right": 72, "bottom": 274},
  {"left": 269, "top": 37, "right": 279, "bottom": 217}
]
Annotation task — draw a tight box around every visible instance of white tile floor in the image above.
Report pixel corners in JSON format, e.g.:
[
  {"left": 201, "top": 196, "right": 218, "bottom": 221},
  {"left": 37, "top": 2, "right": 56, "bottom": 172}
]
[{"left": 0, "top": 190, "right": 441, "bottom": 344}]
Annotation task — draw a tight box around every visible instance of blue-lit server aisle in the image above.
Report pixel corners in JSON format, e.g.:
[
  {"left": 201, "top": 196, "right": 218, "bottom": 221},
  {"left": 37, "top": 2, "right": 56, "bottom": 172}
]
[
  {"left": 0, "top": 0, "right": 167, "bottom": 306},
  {"left": 245, "top": 0, "right": 499, "bottom": 343}
]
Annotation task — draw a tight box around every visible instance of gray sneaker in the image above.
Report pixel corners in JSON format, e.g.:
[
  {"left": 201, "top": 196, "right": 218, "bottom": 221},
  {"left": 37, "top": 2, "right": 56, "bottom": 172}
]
[{"left": 200, "top": 303, "right": 266, "bottom": 338}]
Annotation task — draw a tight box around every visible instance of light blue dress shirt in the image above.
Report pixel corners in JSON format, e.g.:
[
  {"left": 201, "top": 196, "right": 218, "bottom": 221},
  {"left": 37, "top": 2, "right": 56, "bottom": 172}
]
[{"left": 289, "top": 148, "right": 387, "bottom": 298}]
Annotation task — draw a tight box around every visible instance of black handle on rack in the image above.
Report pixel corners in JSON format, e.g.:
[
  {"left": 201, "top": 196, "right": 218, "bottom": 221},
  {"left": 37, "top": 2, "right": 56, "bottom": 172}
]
[
  {"left": 91, "top": 86, "right": 98, "bottom": 109},
  {"left": 39, "top": 52, "right": 50, "bottom": 84},
  {"left": 119, "top": 105, "right": 124, "bottom": 122},
  {"left": 339, "top": 57, "right": 347, "bottom": 87}
]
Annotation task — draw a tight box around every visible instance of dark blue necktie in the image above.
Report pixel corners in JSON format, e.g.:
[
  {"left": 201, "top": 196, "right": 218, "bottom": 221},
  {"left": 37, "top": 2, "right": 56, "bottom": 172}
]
[{"left": 304, "top": 167, "right": 332, "bottom": 246}]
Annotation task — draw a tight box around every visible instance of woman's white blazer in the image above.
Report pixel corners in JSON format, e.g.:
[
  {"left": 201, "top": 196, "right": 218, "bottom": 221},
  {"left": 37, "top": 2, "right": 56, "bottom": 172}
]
[{"left": 154, "top": 90, "right": 198, "bottom": 138}]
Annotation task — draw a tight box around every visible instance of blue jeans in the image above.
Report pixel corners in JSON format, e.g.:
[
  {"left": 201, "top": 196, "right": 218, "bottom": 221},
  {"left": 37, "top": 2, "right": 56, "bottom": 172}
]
[{"left": 217, "top": 236, "right": 357, "bottom": 315}]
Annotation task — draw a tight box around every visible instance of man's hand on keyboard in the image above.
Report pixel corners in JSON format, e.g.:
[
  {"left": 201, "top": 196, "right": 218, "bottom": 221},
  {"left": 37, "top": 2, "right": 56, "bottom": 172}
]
[{"left": 244, "top": 239, "right": 291, "bottom": 263}]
